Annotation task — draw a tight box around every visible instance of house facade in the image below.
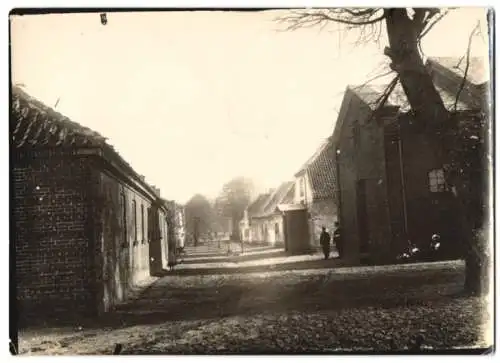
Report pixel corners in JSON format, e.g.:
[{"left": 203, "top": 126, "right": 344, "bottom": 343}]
[
  {"left": 333, "top": 57, "right": 488, "bottom": 265},
  {"left": 251, "top": 181, "right": 295, "bottom": 247},
  {"left": 12, "top": 86, "right": 170, "bottom": 321},
  {"left": 166, "top": 200, "right": 186, "bottom": 252},
  {"left": 294, "top": 138, "right": 338, "bottom": 247},
  {"left": 239, "top": 192, "right": 273, "bottom": 244}
]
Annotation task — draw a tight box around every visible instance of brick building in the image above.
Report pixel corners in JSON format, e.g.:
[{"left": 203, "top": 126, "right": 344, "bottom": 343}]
[
  {"left": 333, "top": 57, "right": 488, "bottom": 265},
  {"left": 11, "top": 86, "right": 170, "bottom": 321},
  {"left": 293, "top": 138, "right": 338, "bottom": 247}
]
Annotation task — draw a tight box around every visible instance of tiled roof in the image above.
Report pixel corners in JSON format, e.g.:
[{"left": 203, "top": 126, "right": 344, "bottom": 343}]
[
  {"left": 427, "top": 56, "right": 488, "bottom": 86},
  {"left": 294, "top": 138, "right": 330, "bottom": 177},
  {"left": 281, "top": 183, "right": 295, "bottom": 204},
  {"left": 257, "top": 181, "right": 295, "bottom": 217},
  {"left": 294, "top": 137, "right": 337, "bottom": 201},
  {"left": 11, "top": 86, "right": 107, "bottom": 148},
  {"left": 246, "top": 192, "right": 273, "bottom": 217},
  {"left": 306, "top": 138, "right": 337, "bottom": 200},
  {"left": 11, "top": 86, "right": 162, "bottom": 200},
  {"left": 349, "top": 57, "right": 487, "bottom": 113},
  {"left": 350, "top": 82, "right": 471, "bottom": 113}
]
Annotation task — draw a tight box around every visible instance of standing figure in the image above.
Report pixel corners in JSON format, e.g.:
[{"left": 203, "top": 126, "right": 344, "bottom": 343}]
[
  {"left": 167, "top": 245, "right": 177, "bottom": 271},
  {"left": 320, "top": 226, "right": 331, "bottom": 260},
  {"left": 333, "top": 221, "right": 343, "bottom": 259}
]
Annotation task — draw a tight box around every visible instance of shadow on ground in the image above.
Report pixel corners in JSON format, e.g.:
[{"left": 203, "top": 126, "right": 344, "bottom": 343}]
[
  {"left": 159, "top": 258, "right": 343, "bottom": 276},
  {"left": 18, "top": 263, "right": 470, "bottom": 332},
  {"left": 180, "top": 250, "right": 287, "bottom": 265},
  {"left": 109, "top": 268, "right": 467, "bottom": 328}
]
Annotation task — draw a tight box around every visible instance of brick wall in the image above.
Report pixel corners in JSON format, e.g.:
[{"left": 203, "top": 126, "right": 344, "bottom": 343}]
[
  {"left": 13, "top": 150, "right": 94, "bottom": 319},
  {"left": 13, "top": 149, "right": 169, "bottom": 319},
  {"left": 90, "top": 159, "right": 168, "bottom": 313},
  {"left": 336, "top": 93, "right": 371, "bottom": 264}
]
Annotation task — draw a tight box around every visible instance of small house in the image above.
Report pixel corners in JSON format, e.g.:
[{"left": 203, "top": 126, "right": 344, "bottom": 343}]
[
  {"left": 293, "top": 138, "right": 338, "bottom": 247},
  {"left": 11, "top": 86, "right": 170, "bottom": 321}
]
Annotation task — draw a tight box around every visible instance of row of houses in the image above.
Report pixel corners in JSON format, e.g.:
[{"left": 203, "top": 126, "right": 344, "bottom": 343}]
[
  {"left": 240, "top": 56, "right": 489, "bottom": 264},
  {"left": 11, "top": 86, "right": 186, "bottom": 321},
  {"left": 239, "top": 138, "right": 338, "bottom": 249}
]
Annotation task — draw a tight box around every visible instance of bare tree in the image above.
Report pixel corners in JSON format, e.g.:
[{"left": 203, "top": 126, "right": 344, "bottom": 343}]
[
  {"left": 277, "top": 8, "right": 491, "bottom": 296},
  {"left": 215, "top": 177, "right": 255, "bottom": 241}
]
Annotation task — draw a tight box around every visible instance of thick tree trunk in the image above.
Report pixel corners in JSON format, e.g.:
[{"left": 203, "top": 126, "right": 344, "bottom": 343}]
[
  {"left": 384, "top": 9, "right": 449, "bottom": 128},
  {"left": 384, "top": 8, "right": 487, "bottom": 296}
]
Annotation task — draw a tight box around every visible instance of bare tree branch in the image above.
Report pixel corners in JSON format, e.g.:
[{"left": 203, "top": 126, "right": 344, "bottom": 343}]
[
  {"left": 454, "top": 21, "right": 481, "bottom": 111},
  {"left": 418, "top": 9, "right": 452, "bottom": 40},
  {"left": 275, "top": 8, "right": 386, "bottom": 31},
  {"left": 364, "top": 74, "right": 400, "bottom": 123},
  {"left": 351, "top": 69, "right": 395, "bottom": 92}
]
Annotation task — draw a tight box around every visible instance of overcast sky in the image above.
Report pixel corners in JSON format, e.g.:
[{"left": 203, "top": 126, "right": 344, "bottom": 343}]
[{"left": 11, "top": 8, "right": 489, "bottom": 203}]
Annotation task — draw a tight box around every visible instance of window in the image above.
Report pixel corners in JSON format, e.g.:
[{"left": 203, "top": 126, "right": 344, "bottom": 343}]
[
  {"left": 147, "top": 207, "right": 151, "bottom": 243},
  {"left": 120, "top": 193, "right": 127, "bottom": 248},
  {"left": 275, "top": 223, "right": 279, "bottom": 235},
  {"left": 299, "top": 178, "right": 305, "bottom": 198},
  {"left": 132, "top": 200, "right": 137, "bottom": 245},
  {"left": 141, "top": 204, "right": 145, "bottom": 244},
  {"left": 429, "top": 169, "right": 447, "bottom": 193}
]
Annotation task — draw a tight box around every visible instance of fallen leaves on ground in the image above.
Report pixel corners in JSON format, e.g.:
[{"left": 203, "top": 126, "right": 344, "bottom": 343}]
[{"left": 18, "top": 260, "right": 491, "bottom": 355}]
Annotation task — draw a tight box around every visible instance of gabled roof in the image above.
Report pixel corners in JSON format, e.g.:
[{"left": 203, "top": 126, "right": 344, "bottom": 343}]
[
  {"left": 427, "top": 56, "right": 488, "bottom": 86},
  {"left": 11, "top": 86, "right": 107, "bottom": 148},
  {"left": 281, "top": 182, "right": 295, "bottom": 204},
  {"left": 349, "top": 57, "right": 487, "bottom": 113},
  {"left": 246, "top": 192, "right": 273, "bottom": 217},
  {"left": 257, "top": 181, "right": 295, "bottom": 217},
  {"left": 294, "top": 138, "right": 331, "bottom": 177},
  {"left": 294, "top": 138, "right": 337, "bottom": 201},
  {"left": 11, "top": 86, "right": 163, "bottom": 201},
  {"left": 307, "top": 138, "right": 337, "bottom": 200}
]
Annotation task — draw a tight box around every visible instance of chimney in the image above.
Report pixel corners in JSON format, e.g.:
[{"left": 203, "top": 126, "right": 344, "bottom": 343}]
[{"left": 139, "top": 175, "right": 145, "bottom": 181}]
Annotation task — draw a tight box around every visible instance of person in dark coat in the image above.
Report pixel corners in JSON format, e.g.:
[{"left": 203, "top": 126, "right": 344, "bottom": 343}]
[
  {"left": 333, "top": 221, "right": 343, "bottom": 259},
  {"left": 320, "top": 227, "right": 331, "bottom": 260}
]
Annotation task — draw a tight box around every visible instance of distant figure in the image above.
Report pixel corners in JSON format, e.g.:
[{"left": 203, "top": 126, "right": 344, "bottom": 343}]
[
  {"left": 333, "top": 221, "right": 343, "bottom": 259},
  {"left": 167, "top": 246, "right": 176, "bottom": 271},
  {"left": 320, "top": 227, "right": 331, "bottom": 260}
]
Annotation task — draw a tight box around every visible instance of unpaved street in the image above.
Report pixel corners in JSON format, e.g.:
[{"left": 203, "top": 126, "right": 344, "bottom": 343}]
[{"left": 18, "top": 245, "right": 490, "bottom": 354}]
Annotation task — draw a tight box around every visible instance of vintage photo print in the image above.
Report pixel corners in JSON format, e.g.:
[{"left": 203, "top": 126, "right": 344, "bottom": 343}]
[{"left": 9, "top": 6, "right": 494, "bottom": 355}]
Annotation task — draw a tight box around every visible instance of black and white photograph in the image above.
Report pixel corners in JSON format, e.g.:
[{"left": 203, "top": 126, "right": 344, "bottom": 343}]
[{"left": 9, "top": 5, "right": 494, "bottom": 355}]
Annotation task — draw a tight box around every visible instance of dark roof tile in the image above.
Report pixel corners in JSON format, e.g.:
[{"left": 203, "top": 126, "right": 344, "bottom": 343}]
[
  {"left": 11, "top": 86, "right": 106, "bottom": 149},
  {"left": 307, "top": 138, "right": 337, "bottom": 200},
  {"left": 257, "top": 181, "right": 295, "bottom": 217},
  {"left": 11, "top": 86, "right": 164, "bottom": 201}
]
